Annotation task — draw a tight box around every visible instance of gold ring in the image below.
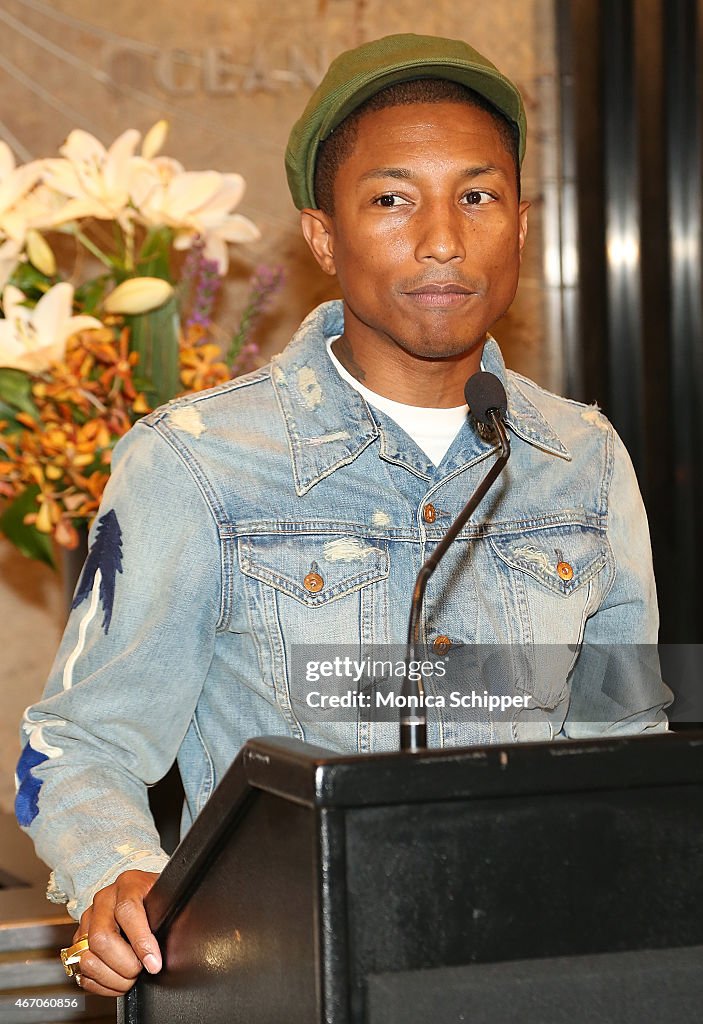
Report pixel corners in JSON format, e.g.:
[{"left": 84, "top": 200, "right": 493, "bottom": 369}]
[
  {"left": 60, "top": 936, "right": 90, "bottom": 978},
  {"left": 74, "top": 972, "right": 82, "bottom": 987}
]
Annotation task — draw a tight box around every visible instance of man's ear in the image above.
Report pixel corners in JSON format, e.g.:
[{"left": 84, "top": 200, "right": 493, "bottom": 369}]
[{"left": 300, "top": 209, "right": 336, "bottom": 276}]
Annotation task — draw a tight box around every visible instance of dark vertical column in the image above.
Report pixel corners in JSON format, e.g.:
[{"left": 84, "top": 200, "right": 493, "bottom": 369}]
[
  {"left": 553, "top": 1, "right": 584, "bottom": 399},
  {"left": 556, "top": 0, "right": 608, "bottom": 405},
  {"left": 664, "top": 0, "right": 703, "bottom": 639},
  {"left": 602, "top": 0, "right": 645, "bottom": 471},
  {"left": 632, "top": 0, "right": 674, "bottom": 641},
  {"left": 555, "top": 0, "right": 702, "bottom": 643}
]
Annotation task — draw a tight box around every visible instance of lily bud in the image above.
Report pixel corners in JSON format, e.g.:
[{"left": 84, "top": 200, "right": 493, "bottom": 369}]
[
  {"left": 26, "top": 230, "right": 57, "bottom": 277},
  {"left": 142, "top": 120, "right": 169, "bottom": 159},
  {"left": 103, "top": 277, "right": 173, "bottom": 315}
]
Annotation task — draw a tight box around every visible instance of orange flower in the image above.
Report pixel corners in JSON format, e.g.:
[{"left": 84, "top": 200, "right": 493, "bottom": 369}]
[
  {"left": 54, "top": 518, "right": 80, "bottom": 549},
  {"left": 1, "top": 321, "right": 232, "bottom": 552},
  {"left": 180, "top": 342, "right": 229, "bottom": 391}
]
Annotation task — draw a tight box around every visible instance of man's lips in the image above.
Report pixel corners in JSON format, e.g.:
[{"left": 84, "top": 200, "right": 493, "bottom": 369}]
[
  {"left": 406, "top": 283, "right": 474, "bottom": 293},
  {"left": 402, "top": 282, "right": 477, "bottom": 308}
]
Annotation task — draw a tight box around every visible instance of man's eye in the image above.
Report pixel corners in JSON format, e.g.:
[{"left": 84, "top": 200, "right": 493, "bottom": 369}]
[
  {"left": 463, "top": 190, "right": 494, "bottom": 206},
  {"left": 373, "top": 194, "right": 409, "bottom": 207}
]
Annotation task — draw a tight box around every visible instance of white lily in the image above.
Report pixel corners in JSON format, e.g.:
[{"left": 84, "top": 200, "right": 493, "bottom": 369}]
[
  {"left": 0, "top": 143, "right": 44, "bottom": 248},
  {"left": 0, "top": 187, "right": 68, "bottom": 289},
  {"left": 42, "top": 128, "right": 149, "bottom": 227},
  {"left": 137, "top": 170, "right": 260, "bottom": 274},
  {"left": 127, "top": 155, "right": 181, "bottom": 217},
  {"left": 0, "top": 184, "right": 68, "bottom": 245},
  {"left": 173, "top": 215, "right": 261, "bottom": 274},
  {"left": 0, "top": 238, "right": 22, "bottom": 292},
  {"left": 0, "top": 143, "right": 43, "bottom": 221},
  {"left": 133, "top": 168, "right": 222, "bottom": 228},
  {"left": 0, "top": 283, "right": 103, "bottom": 372}
]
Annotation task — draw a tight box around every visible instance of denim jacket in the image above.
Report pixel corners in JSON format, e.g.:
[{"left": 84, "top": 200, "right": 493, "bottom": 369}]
[{"left": 16, "top": 300, "right": 670, "bottom": 918}]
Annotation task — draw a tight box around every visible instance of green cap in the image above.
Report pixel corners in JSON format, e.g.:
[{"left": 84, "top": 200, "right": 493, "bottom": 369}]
[{"left": 285, "top": 32, "right": 527, "bottom": 210}]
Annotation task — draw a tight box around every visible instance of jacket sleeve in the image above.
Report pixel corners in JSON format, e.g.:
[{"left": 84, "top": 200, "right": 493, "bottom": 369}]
[
  {"left": 15, "top": 419, "right": 222, "bottom": 919},
  {"left": 563, "top": 425, "right": 672, "bottom": 737}
]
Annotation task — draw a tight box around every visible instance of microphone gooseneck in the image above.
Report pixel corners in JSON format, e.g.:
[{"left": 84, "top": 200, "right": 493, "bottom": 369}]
[{"left": 400, "top": 370, "right": 511, "bottom": 753}]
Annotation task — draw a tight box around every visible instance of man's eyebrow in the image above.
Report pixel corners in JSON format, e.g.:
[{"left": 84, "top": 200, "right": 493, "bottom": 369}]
[
  {"left": 460, "top": 165, "right": 505, "bottom": 178},
  {"left": 358, "top": 167, "right": 414, "bottom": 182},
  {"left": 358, "top": 164, "right": 507, "bottom": 182}
]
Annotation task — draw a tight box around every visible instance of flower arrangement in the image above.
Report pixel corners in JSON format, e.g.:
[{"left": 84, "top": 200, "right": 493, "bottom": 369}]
[{"left": 0, "top": 123, "right": 283, "bottom": 566}]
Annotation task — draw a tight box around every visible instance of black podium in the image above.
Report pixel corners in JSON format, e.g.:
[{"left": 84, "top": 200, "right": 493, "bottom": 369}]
[{"left": 121, "top": 733, "right": 703, "bottom": 1023}]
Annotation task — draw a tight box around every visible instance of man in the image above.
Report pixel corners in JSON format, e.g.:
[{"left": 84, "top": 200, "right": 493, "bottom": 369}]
[{"left": 16, "top": 34, "right": 670, "bottom": 997}]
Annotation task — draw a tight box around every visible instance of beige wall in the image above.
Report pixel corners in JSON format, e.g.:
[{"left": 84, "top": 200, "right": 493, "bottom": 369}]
[{"left": 0, "top": 0, "right": 558, "bottom": 811}]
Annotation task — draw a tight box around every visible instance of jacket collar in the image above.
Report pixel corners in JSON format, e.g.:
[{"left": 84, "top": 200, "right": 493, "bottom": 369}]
[
  {"left": 480, "top": 338, "right": 571, "bottom": 461},
  {"left": 271, "top": 301, "right": 570, "bottom": 496}
]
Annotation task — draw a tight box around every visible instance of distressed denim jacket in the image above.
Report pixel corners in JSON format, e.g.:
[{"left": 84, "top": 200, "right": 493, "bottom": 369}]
[{"left": 16, "top": 301, "right": 670, "bottom": 918}]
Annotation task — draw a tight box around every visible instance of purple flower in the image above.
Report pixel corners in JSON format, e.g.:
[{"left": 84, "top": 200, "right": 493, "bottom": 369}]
[
  {"left": 181, "top": 242, "right": 222, "bottom": 335},
  {"left": 228, "top": 264, "right": 284, "bottom": 368}
]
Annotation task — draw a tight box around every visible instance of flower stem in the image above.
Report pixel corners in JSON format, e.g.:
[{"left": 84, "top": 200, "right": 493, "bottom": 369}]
[
  {"left": 123, "top": 221, "right": 135, "bottom": 272},
  {"left": 228, "top": 264, "right": 284, "bottom": 365},
  {"left": 74, "top": 231, "right": 115, "bottom": 271}
]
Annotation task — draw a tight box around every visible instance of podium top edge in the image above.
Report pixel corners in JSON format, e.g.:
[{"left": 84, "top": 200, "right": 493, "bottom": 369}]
[{"left": 242, "top": 732, "right": 703, "bottom": 809}]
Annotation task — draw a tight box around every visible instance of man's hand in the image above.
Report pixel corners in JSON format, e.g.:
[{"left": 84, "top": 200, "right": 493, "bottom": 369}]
[{"left": 72, "top": 870, "right": 162, "bottom": 998}]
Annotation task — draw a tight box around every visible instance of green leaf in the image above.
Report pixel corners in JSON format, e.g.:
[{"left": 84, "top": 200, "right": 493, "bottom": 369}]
[
  {"left": 74, "top": 274, "right": 113, "bottom": 315},
  {"left": 0, "top": 486, "right": 56, "bottom": 568},
  {"left": 0, "top": 400, "right": 26, "bottom": 432},
  {"left": 137, "top": 227, "right": 174, "bottom": 280},
  {"left": 0, "top": 368, "right": 38, "bottom": 416},
  {"left": 8, "top": 262, "right": 54, "bottom": 298},
  {"left": 127, "top": 297, "right": 181, "bottom": 408}
]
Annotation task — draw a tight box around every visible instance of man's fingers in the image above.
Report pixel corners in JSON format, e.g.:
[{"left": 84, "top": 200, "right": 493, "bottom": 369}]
[
  {"left": 77, "top": 972, "right": 127, "bottom": 999},
  {"left": 89, "top": 889, "right": 143, "bottom": 981},
  {"left": 64, "top": 869, "right": 163, "bottom": 998},
  {"left": 73, "top": 906, "right": 91, "bottom": 944},
  {"left": 88, "top": 870, "right": 161, "bottom": 980},
  {"left": 113, "top": 888, "right": 162, "bottom": 974},
  {"left": 76, "top": 950, "right": 140, "bottom": 995}
]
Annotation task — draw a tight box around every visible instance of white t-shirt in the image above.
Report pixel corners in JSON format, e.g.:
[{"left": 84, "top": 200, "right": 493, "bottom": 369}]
[{"left": 326, "top": 337, "right": 468, "bottom": 467}]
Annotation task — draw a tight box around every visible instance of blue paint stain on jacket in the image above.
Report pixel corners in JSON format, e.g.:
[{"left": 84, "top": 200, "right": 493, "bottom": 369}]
[
  {"left": 15, "top": 741, "right": 49, "bottom": 827},
  {"left": 71, "top": 509, "right": 123, "bottom": 634}
]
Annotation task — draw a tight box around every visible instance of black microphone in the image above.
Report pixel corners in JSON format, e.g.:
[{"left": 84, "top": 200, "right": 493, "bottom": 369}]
[
  {"left": 400, "top": 371, "right": 511, "bottom": 753},
  {"left": 464, "top": 370, "right": 508, "bottom": 425}
]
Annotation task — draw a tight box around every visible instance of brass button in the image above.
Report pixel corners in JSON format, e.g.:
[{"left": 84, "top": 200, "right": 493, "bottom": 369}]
[
  {"left": 433, "top": 635, "right": 452, "bottom": 655},
  {"left": 303, "top": 572, "right": 324, "bottom": 593},
  {"left": 556, "top": 561, "right": 574, "bottom": 582},
  {"left": 423, "top": 503, "right": 437, "bottom": 524}
]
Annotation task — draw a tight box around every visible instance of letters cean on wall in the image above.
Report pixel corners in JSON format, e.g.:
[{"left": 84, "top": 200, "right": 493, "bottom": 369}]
[{"left": 103, "top": 45, "right": 330, "bottom": 97}]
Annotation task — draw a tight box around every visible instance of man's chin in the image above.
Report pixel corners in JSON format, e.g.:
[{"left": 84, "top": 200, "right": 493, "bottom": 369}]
[{"left": 390, "top": 331, "right": 487, "bottom": 363}]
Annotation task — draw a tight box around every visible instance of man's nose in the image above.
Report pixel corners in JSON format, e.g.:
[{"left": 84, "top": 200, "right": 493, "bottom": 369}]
[{"left": 414, "top": 202, "right": 466, "bottom": 263}]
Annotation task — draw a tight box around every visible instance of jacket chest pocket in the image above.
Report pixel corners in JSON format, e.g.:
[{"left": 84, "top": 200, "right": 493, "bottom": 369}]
[
  {"left": 238, "top": 534, "right": 389, "bottom": 641},
  {"left": 489, "top": 525, "right": 609, "bottom": 706},
  {"left": 490, "top": 525, "right": 608, "bottom": 599}
]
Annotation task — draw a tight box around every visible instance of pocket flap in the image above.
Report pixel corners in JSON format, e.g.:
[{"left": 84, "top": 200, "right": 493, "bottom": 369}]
[
  {"left": 239, "top": 535, "right": 389, "bottom": 606},
  {"left": 490, "top": 526, "right": 608, "bottom": 597}
]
